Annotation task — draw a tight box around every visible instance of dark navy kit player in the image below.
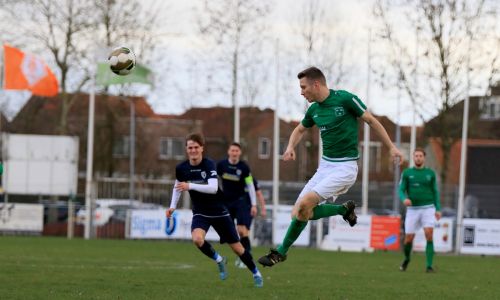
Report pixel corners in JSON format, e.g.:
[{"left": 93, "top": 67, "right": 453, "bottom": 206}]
[
  {"left": 166, "top": 133, "right": 263, "bottom": 287},
  {"left": 217, "top": 143, "right": 258, "bottom": 267}
]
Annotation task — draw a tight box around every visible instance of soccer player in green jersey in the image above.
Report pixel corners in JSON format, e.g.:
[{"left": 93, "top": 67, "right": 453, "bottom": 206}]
[
  {"left": 399, "top": 148, "right": 441, "bottom": 273},
  {"left": 258, "top": 66, "right": 404, "bottom": 267}
]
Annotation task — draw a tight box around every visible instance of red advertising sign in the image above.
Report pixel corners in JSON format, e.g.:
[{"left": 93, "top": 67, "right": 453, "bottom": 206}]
[{"left": 370, "top": 216, "right": 401, "bottom": 250}]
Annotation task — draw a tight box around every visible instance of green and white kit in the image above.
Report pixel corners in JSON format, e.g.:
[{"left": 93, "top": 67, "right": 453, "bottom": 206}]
[{"left": 298, "top": 89, "right": 366, "bottom": 201}]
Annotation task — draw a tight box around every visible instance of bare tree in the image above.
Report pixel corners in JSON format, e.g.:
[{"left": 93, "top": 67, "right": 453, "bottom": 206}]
[
  {"left": 241, "top": 58, "right": 271, "bottom": 106},
  {"left": 294, "top": 0, "right": 349, "bottom": 87},
  {"left": 281, "top": 0, "right": 352, "bottom": 179},
  {"left": 92, "top": 0, "right": 166, "bottom": 61},
  {"left": 196, "top": 0, "right": 273, "bottom": 109},
  {"left": 0, "top": 0, "right": 167, "bottom": 135},
  {"left": 373, "top": 0, "right": 499, "bottom": 184},
  {"left": 1, "top": 0, "right": 95, "bottom": 134},
  {"left": 273, "top": 0, "right": 352, "bottom": 119},
  {"left": 91, "top": 0, "right": 167, "bottom": 176}
]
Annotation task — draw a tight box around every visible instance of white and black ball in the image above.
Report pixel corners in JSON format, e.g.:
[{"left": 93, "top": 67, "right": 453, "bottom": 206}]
[{"left": 108, "top": 46, "right": 136, "bottom": 76}]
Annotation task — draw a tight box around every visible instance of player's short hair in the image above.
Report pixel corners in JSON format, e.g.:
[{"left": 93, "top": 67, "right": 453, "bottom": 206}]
[
  {"left": 414, "top": 147, "right": 426, "bottom": 156},
  {"left": 297, "top": 67, "right": 327, "bottom": 85},
  {"left": 186, "top": 133, "right": 205, "bottom": 146},
  {"left": 229, "top": 142, "right": 241, "bottom": 149}
]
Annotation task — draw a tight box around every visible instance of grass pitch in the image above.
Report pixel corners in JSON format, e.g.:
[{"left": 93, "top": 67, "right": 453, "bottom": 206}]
[{"left": 0, "top": 236, "right": 498, "bottom": 299}]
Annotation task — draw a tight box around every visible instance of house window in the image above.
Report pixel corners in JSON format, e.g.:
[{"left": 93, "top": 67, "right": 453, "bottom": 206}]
[
  {"left": 258, "top": 137, "right": 271, "bottom": 159},
  {"left": 113, "top": 136, "right": 130, "bottom": 157},
  {"left": 479, "top": 96, "right": 500, "bottom": 120},
  {"left": 358, "top": 141, "right": 382, "bottom": 173},
  {"left": 160, "top": 137, "right": 185, "bottom": 160}
]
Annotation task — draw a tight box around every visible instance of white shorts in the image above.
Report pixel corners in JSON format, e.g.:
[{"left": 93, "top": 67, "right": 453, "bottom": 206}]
[
  {"left": 404, "top": 206, "right": 436, "bottom": 234},
  {"left": 295, "top": 159, "right": 358, "bottom": 204}
]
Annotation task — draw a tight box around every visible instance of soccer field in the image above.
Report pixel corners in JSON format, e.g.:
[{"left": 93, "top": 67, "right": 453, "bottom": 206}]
[{"left": 0, "top": 236, "right": 498, "bottom": 299}]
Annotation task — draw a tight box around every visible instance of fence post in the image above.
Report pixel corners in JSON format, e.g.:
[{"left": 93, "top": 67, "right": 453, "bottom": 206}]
[
  {"left": 125, "top": 209, "right": 131, "bottom": 239},
  {"left": 316, "top": 219, "right": 323, "bottom": 248},
  {"left": 67, "top": 198, "right": 74, "bottom": 239}
]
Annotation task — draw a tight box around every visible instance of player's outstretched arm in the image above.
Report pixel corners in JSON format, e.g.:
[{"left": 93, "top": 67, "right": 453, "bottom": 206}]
[
  {"left": 361, "top": 111, "right": 404, "bottom": 165},
  {"left": 283, "top": 123, "right": 307, "bottom": 161}
]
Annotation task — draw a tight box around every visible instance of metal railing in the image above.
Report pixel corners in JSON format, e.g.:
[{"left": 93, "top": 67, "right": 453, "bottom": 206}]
[{"left": 36, "top": 179, "right": 499, "bottom": 241}]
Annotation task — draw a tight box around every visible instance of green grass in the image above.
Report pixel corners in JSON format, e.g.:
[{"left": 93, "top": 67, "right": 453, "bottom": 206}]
[{"left": 0, "top": 236, "right": 499, "bottom": 300}]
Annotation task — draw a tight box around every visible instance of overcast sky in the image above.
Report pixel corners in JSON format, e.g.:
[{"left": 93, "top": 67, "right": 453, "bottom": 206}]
[
  {"left": 148, "top": 0, "right": 396, "bottom": 122},
  {"left": 144, "top": 0, "right": 465, "bottom": 126},
  {"left": 1, "top": 0, "right": 497, "bottom": 126}
]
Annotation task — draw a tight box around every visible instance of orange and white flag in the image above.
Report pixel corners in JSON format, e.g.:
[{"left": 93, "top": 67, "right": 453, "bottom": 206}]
[{"left": 3, "top": 44, "right": 59, "bottom": 97}]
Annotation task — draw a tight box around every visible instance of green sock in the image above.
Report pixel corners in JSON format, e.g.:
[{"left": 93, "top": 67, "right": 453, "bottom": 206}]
[
  {"left": 426, "top": 241, "right": 434, "bottom": 268},
  {"left": 404, "top": 243, "right": 413, "bottom": 261},
  {"left": 276, "top": 217, "right": 308, "bottom": 255},
  {"left": 310, "top": 204, "right": 347, "bottom": 220}
]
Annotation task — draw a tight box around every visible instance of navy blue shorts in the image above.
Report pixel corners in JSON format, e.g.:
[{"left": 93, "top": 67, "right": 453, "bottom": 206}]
[
  {"left": 225, "top": 196, "right": 253, "bottom": 229},
  {"left": 191, "top": 214, "right": 240, "bottom": 244}
]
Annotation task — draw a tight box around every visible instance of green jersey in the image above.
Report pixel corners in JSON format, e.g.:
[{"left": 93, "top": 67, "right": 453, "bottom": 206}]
[
  {"left": 301, "top": 89, "right": 367, "bottom": 161},
  {"left": 399, "top": 167, "right": 441, "bottom": 211}
]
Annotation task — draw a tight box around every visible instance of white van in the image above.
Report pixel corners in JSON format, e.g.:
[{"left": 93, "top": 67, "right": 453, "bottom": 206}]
[{"left": 76, "top": 199, "right": 162, "bottom": 226}]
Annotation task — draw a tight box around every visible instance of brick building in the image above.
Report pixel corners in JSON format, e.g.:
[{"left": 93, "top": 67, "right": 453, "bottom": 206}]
[{"left": 6, "top": 94, "right": 423, "bottom": 198}]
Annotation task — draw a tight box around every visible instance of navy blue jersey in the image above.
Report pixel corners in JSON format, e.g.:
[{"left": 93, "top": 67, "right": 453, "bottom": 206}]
[
  {"left": 217, "top": 159, "right": 251, "bottom": 201},
  {"left": 175, "top": 158, "right": 228, "bottom": 217}
]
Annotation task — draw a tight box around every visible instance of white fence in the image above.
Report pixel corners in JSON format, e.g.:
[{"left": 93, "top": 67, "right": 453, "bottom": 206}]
[
  {"left": 126, "top": 208, "right": 500, "bottom": 256},
  {"left": 460, "top": 218, "right": 500, "bottom": 255},
  {"left": 0, "top": 203, "right": 44, "bottom": 232}
]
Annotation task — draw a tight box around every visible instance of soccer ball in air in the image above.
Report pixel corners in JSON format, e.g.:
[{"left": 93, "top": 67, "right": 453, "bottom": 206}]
[{"left": 108, "top": 46, "right": 136, "bottom": 76}]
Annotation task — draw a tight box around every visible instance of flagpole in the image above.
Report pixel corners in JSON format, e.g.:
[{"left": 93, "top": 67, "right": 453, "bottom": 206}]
[
  {"left": 129, "top": 96, "right": 135, "bottom": 202},
  {"left": 1, "top": 45, "right": 4, "bottom": 147},
  {"left": 84, "top": 71, "right": 96, "bottom": 240},
  {"left": 0, "top": 46, "right": 4, "bottom": 204},
  {"left": 0, "top": 47, "right": 5, "bottom": 147}
]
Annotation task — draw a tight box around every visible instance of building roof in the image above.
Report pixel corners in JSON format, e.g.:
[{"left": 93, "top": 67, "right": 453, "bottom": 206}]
[
  {"left": 9, "top": 93, "right": 155, "bottom": 134},
  {"left": 174, "top": 106, "right": 290, "bottom": 141}
]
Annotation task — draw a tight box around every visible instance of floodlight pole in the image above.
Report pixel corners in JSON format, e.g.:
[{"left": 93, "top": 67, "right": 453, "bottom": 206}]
[
  {"left": 234, "top": 106, "right": 240, "bottom": 143},
  {"left": 410, "top": 28, "right": 419, "bottom": 167},
  {"left": 393, "top": 87, "right": 401, "bottom": 213},
  {"left": 129, "top": 98, "right": 135, "bottom": 202},
  {"left": 84, "top": 72, "right": 96, "bottom": 239},
  {"left": 455, "top": 31, "right": 472, "bottom": 255},
  {"left": 361, "top": 29, "right": 372, "bottom": 215},
  {"left": 234, "top": 67, "right": 240, "bottom": 143},
  {"left": 272, "top": 39, "right": 280, "bottom": 245},
  {"left": 0, "top": 47, "right": 6, "bottom": 204}
]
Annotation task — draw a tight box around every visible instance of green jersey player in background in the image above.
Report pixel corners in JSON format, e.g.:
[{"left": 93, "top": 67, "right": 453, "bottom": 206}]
[
  {"left": 399, "top": 148, "right": 441, "bottom": 273},
  {"left": 259, "top": 66, "right": 404, "bottom": 267}
]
